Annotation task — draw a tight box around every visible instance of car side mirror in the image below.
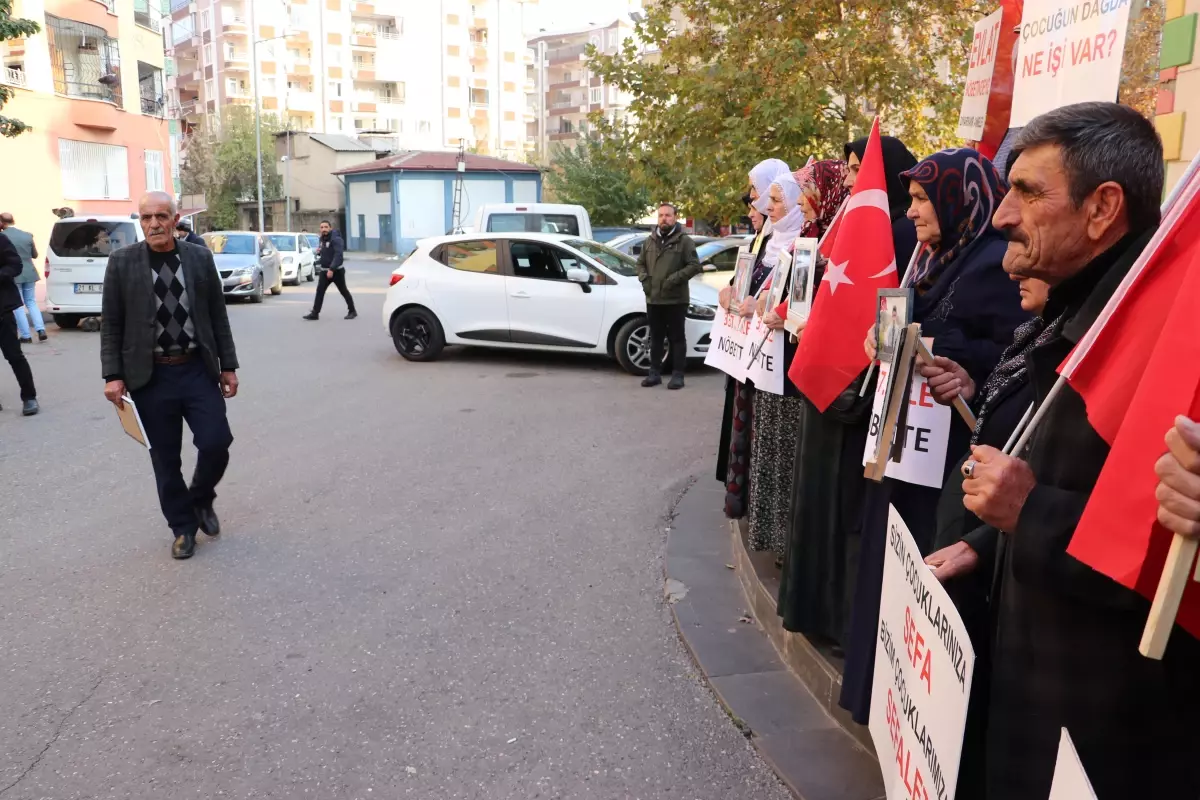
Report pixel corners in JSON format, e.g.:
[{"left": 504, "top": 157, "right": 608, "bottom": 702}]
[{"left": 566, "top": 267, "right": 592, "bottom": 293}]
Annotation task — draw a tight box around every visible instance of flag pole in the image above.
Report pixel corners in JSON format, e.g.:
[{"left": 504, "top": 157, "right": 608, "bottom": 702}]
[{"left": 1140, "top": 535, "right": 1200, "bottom": 659}]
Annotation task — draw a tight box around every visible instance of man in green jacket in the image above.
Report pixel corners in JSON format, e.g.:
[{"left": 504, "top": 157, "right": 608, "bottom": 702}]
[
  {"left": 0, "top": 213, "right": 46, "bottom": 343},
  {"left": 635, "top": 203, "right": 701, "bottom": 389}
]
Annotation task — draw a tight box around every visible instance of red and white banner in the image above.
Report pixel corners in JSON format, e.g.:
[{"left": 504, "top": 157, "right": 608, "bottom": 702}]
[
  {"left": 1010, "top": 0, "right": 1134, "bottom": 127},
  {"left": 957, "top": 8, "right": 1005, "bottom": 140}
]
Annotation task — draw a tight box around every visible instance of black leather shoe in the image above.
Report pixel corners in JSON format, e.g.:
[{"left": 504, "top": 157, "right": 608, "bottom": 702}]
[
  {"left": 18, "top": 337, "right": 31, "bottom": 344},
  {"left": 641, "top": 371, "right": 662, "bottom": 388},
  {"left": 172, "top": 532, "right": 196, "bottom": 559},
  {"left": 37, "top": 330, "right": 48, "bottom": 342},
  {"left": 195, "top": 504, "right": 220, "bottom": 536},
  {"left": 21, "top": 398, "right": 39, "bottom": 416},
  {"left": 345, "top": 311, "right": 357, "bottom": 320},
  {"left": 303, "top": 312, "right": 319, "bottom": 321},
  {"left": 668, "top": 373, "right": 685, "bottom": 390}
]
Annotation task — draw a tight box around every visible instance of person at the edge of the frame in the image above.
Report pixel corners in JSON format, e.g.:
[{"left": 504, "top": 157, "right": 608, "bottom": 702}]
[
  {"left": 303, "top": 220, "right": 356, "bottom": 321},
  {"left": 635, "top": 202, "right": 701, "bottom": 390},
  {"left": 951, "top": 101, "right": 1200, "bottom": 798},
  {"left": 101, "top": 191, "right": 239, "bottom": 560},
  {"left": 174, "top": 219, "right": 207, "bottom": 247},
  {"left": 0, "top": 229, "right": 38, "bottom": 415}
]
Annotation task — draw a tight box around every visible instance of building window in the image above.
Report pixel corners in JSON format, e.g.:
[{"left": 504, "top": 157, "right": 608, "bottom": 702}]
[
  {"left": 138, "top": 62, "right": 165, "bottom": 115},
  {"left": 200, "top": 9, "right": 211, "bottom": 30},
  {"left": 418, "top": 120, "right": 431, "bottom": 133},
  {"left": 375, "top": 179, "right": 391, "bottom": 194},
  {"left": 354, "top": 118, "right": 364, "bottom": 129},
  {"left": 447, "top": 45, "right": 460, "bottom": 57},
  {"left": 469, "top": 88, "right": 488, "bottom": 106},
  {"left": 205, "top": 43, "right": 216, "bottom": 66},
  {"left": 328, "top": 81, "right": 341, "bottom": 98},
  {"left": 46, "top": 15, "right": 123, "bottom": 105},
  {"left": 59, "top": 139, "right": 130, "bottom": 200},
  {"left": 205, "top": 78, "right": 215, "bottom": 100},
  {"left": 590, "top": 87, "right": 601, "bottom": 105},
  {"left": 289, "top": 115, "right": 304, "bottom": 128},
  {"left": 262, "top": 76, "right": 277, "bottom": 93},
  {"left": 448, "top": 75, "right": 460, "bottom": 88},
  {"left": 134, "top": 0, "right": 162, "bottom": 32},
  {"left": 144, "top": 149, "right": 165, "bottom": 192}
]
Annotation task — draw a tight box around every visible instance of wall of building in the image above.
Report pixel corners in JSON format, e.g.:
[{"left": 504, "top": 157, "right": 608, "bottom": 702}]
[
  {"left": 272, "top": 134, "right": 376, "bottom": 211},
  {"left": 1157, "top": 1, "right": 1199, "bottom": 192},
  {"left": 346, "top": 175, "right": 394, "bottom": 251},
  {"left": 1, "top": 0, "right": 173, "bottom": 254}
]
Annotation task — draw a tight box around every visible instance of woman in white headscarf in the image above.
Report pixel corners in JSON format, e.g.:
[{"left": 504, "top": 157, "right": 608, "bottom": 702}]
[
  {"left": 746, "top": 169, "right": 810, "bottom": 555},
  {"left": 717, "top": 158, "right": 790, "bottom": 519}
]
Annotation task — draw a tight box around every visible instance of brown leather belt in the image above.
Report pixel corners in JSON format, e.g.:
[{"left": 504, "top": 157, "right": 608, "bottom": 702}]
[{"left": 154, "top": 353, "right": 194, "bottom": 365}]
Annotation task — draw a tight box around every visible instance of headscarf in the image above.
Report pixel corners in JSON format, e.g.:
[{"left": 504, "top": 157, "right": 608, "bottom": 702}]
[
  {"left": 899, "top": 147, "right": 1007, "bottom": 294},
  {"left": 844, "top": 136, "right": 917, "bottom": 220},
  {"left": 795, "top": 159, "right": 850, "bottom": 240},
  {"left": 761, "top": 170, "right": 807, "bottom": 269},
  {"left": 748, "top": 158, "right": 791, "bottom": 215}
]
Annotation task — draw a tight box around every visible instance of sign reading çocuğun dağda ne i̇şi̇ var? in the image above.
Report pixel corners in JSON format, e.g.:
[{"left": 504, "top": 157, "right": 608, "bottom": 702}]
[{"left": 869, "top": 506, "right": 976, "bottom": 800}]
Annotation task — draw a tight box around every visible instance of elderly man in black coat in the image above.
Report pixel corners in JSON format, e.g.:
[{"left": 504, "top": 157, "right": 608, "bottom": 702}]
[{"left": 956, "top": 102, "right": 1200, "bottom": 797}]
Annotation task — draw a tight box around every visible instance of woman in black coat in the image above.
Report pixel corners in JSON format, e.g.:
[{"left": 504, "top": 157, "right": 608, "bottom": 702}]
[{"left": 838, "top": 148, "right": 1030, "bottom": 724}]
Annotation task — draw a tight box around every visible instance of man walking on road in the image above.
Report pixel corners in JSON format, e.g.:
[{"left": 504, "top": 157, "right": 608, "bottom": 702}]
[
  {"left": 0, "top": 230, "right": 38, "bottom": 415},
  {"left": 303, "top": 220, "right": 356, "bottom": 321},
  {"left": 0, "top": 213, "right": 47, "bottom": 344},
  {"left": 636, "top": 203, "right": 701, "bottom": 389},
  {"left": 101, "top": 191, "right": 240, "bottom": 560}
]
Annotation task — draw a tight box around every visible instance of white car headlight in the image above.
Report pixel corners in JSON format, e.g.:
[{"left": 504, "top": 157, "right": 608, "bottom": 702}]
[
  {"left": 687, "top": 303, "right": 717, "bottom": 321},
  {"left": 282, "top": 256, "right": 294, "bottom": 264}
]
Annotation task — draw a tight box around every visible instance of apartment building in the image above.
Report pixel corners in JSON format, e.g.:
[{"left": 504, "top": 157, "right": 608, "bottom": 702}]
[
  {"left": 0, "top": 0, "right": 174, "bottom": 249},
  {"left": 526, "top": 18, "right": 636, "bottom": 158},
  {"left": 166, "top": 0, "right": 537, "bottom": 161}
]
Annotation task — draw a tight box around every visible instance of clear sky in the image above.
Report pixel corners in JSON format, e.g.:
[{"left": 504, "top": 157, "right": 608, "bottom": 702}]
[{"left": 522, "top": 0, "right": 643, "bottom": 37}]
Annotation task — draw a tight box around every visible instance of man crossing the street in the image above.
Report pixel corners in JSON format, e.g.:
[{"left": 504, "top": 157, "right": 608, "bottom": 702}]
[
  {"left": 635, "top": 203, "right": 701, "bottom": 389},
  {"left": 303, "top": 220, "right": 356, "bottom": 321},
  {"left": 0, "top": 213, "right": 46, "bottom": 344},
  {"left": 101, "top": 191, "right": 240, "bottom": 560}
]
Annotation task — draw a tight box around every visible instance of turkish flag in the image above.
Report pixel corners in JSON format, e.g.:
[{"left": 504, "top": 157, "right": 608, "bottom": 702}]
[
  {"left": 788, "top": 118, "right": 899, "bottom": 411},
  {"left": 1064, "top": 171, "right": 1200, "bottom": 638}
]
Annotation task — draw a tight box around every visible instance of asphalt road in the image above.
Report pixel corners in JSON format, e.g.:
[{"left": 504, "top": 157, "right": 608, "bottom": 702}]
[{"left": 0, "top": 258, "right": 790, "bottom": 800}]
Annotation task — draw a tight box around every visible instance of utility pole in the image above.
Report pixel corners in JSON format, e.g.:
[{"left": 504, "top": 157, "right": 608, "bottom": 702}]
[
  {"left": 282, "top": 131, "right": 293, "bottom": 231},
  {"left": 254, "top": 30, "right": 297, "bottom": 233}
]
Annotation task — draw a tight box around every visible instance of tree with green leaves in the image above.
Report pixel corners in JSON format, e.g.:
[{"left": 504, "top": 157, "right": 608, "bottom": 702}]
[
  {"left": 0, "top": 0, "right": 39, "bottom": 137},
  {"left": 180, "top": 108, "right": 283, "bottom": 230},
  {"left": 543, "top": 130, "right": 652, "bottom": 225},
  {"left": 588, "top": 0, "right": 990, "bottom": 225}
]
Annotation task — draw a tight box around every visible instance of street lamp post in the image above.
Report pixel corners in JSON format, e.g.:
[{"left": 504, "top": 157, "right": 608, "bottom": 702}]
[{"left": 253, "top": 30, "right": 297, "bottom": 232}]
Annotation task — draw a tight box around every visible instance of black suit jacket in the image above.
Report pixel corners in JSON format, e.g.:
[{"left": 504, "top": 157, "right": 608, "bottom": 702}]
[
  {"left": 101, "top": 240, "right": 239, "bottom": 391},
  {"left": 0, "top": 232, "right": 24, "bottom": 314}
]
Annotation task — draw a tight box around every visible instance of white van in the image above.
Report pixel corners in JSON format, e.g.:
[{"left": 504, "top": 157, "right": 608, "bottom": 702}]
[
  {"left": 473, "top": 203, "right": 593, "bottom": 240},
  {"left": 44, "top": 215, "right": 144, "bottom": 328}
]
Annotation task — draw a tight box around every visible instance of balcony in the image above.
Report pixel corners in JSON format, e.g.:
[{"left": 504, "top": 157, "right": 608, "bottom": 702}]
[
  {"left": 547, "top": 44, "right": 587, "bottom": 64},
  {"left": 171, "top": 20, "right": 196, "bottom": 45},
  {"left": 225, "top": 83, "right": 251, "bottom": 99},
  {"left": 170, "top": 0, "right": 191, "bottom": 11},
  {"left": 140, "top": 94, "right": 166, "bottom": 116},
  {"left": 523, "top": 48, "right": 535, "bottom": 65},
  {"left": 351, "top": 32, "right": 377, "bottom": 48},
  {"left": 286, "top": 90, "right": 317, "bottom": 111},
  {"left": 351, "top": 100, "right": 377, "bottom": 113},
  {"left": 523, "top": 106, "right": 536, "bottom": 123},
  {"left": 352, "top": 65, "right": 376, "bottom": 81},
  {"left": 286, "top": 61, "right": 312, "bottom": 77},
  {"left": 222, "top": 14, "right": 249, "bottom": 34},
  {"left": 134, "top": 2, "right": 163, "bottom": 32},
  {"left": 352, "top": 2, "right": 375, "bottom": 14},
  {"left": 224, "top": 50, "right": 250, "bottom": 69},
  {"left": 1, "top": 67, "right": 26, "bottom": 88},
  {"left": 523, "top": 78, "right": 536, "bottom": 93}
]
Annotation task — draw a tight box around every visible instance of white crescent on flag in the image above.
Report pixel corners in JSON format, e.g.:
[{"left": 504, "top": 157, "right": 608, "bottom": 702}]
[{"left": 842, "top": 188, "right": 898, "bottom": 279}]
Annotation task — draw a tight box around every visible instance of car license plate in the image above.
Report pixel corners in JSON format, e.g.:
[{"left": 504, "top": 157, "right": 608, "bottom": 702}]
[{"left": 74, "top": 283, "right": 104, "bottom": 293}]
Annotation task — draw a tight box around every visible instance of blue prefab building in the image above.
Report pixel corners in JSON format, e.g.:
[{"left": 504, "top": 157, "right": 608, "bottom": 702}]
[{"left": 334, "top": 151, "right": 543, "bottom": 254}]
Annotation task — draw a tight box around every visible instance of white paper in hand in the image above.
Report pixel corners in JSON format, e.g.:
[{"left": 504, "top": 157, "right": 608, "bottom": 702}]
[{"left": 115, "top": 395, "right": 151, "bottom": 449}]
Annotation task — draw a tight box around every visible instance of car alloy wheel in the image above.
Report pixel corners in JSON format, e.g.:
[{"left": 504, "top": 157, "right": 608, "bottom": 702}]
[
  {"left": 398, "top": 317, "right": 432, "bottom": 356},
  {"left": 625, "top": 324, "right": 669, "bottom": 373}
]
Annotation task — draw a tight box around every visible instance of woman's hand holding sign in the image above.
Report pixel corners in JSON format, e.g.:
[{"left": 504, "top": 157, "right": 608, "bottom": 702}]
[{"left": 919, "top": 356, "right": 976, "bottom": 406}]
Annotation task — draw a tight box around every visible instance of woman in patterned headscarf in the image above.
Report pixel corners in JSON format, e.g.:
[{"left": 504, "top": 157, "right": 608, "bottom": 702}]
[{"left": 839, "top": 147, "right": 1031, "bottom": 726}]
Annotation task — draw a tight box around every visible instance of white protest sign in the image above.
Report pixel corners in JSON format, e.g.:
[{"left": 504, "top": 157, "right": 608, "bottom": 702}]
[
  {"left": 704, "top": 310, "right": 752, "bottom": 381},
  {"left": 870, "top": 505, "right": 976, "bottom": 800},
  {"left": 863, "top": 359, "right": 953, "bottom": 489},
  {"left": 1010, "top": 0, "right": 1134, "bottom": 127},
  {"left": 742, "top": 316, "right": 785, "bottom": 395},
  {"left": 1048, "top": 729, "right": 1098, "bottom": 800},
  {"left": 957, "top": 8, "right": 1005, "bottom": 139}
]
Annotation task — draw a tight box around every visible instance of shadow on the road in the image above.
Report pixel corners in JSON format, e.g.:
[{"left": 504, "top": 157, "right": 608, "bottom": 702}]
[{"left": 432, "top": 345, "right": 721, "bottom": 377}]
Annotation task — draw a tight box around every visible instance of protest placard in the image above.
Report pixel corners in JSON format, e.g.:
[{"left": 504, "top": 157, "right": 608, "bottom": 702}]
[
  {"left": 957, "top": 8, "right": 1005, "bottom": 140},
  {"left": 1048, "top": 729, "right": 1099, "bottom": 800},
  {"left": 742, "top": 316, "right": 785, "bottom": 394},
  {"left": 1010, "top": 0, "right": 1134, "bottom": 127},
  {"left": 704, "top": 309, "right": 752, "bottom": 380},
  {"left": 863, "top": 352, "right": 953, "bottom": 489},
  {"left": 869, "top": 505, "right": 976, "bottom": 800}
]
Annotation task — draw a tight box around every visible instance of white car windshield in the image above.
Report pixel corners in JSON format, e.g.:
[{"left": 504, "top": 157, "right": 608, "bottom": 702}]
[
  {"left": 268, "top": 235, "right": 297, "bottom": 252},
  {"left": 563, "top": 239, "right": 637, "bottom": 277}
]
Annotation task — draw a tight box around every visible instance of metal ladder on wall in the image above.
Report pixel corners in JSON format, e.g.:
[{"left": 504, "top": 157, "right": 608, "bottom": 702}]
[{"left": 449, "top": 141, "right": 466, "bottom": 233}]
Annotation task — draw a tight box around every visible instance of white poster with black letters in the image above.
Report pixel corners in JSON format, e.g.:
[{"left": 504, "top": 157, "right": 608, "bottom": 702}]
[
  {"left": 742, "top": 258, "right": 790, "bottom": 395},
  {"left": 862, "top": 354, "right": 953, "bottom": 489}
]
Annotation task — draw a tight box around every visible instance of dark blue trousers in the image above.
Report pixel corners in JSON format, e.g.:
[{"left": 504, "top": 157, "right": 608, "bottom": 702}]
[{"left": 131, "top": 359, "right": 233, "bottom": 536}]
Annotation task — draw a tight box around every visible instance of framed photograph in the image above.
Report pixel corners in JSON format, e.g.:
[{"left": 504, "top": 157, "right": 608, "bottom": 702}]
[
  {"left": 876, "top": 288, "right": 914, "bottom": 366},
  {"left": 730, "top": 248, "right": 756, "bottom": 306},
  {"left": 766, "top": 249, "right": 792, "bottom": 311},
  {"left": 785, "top": 237, "right": 819, "bottom": 334}
]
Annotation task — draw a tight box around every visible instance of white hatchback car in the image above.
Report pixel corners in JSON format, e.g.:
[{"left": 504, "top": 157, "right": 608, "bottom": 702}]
[
  {"left": 381, "top": 233, "right": 718, "bottom": 375},
  {"left": 44, "top": 215, "right": 143, "bottom": 328},
  {"left": 267, "top": 232, "right": 317, "bottom": 285}
]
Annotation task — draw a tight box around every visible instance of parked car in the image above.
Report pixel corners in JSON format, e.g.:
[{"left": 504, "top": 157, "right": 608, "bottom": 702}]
[
  {"left": 43, "top": 215, "right": 143, "bottom": 329},
  {"left": 202, "top": 231, "right": 284, "bottom": 303},
  {"left": 696, "top": 238, "right": 753, "bottom": 290},
  {"left": 591, "top": 226, "right": 641, "bottom": 243},
  {"left": 381, "top": 233, "right": 718, "bottom": 375},
  {"left": 473, "top": 203, "right": 593, "bottom": 240},
  {"left": 606, "top": 231, "right": 716, "bottom": 258},
  {"left": 268, "top": 232, "right": 317, "bottom": 285}
]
